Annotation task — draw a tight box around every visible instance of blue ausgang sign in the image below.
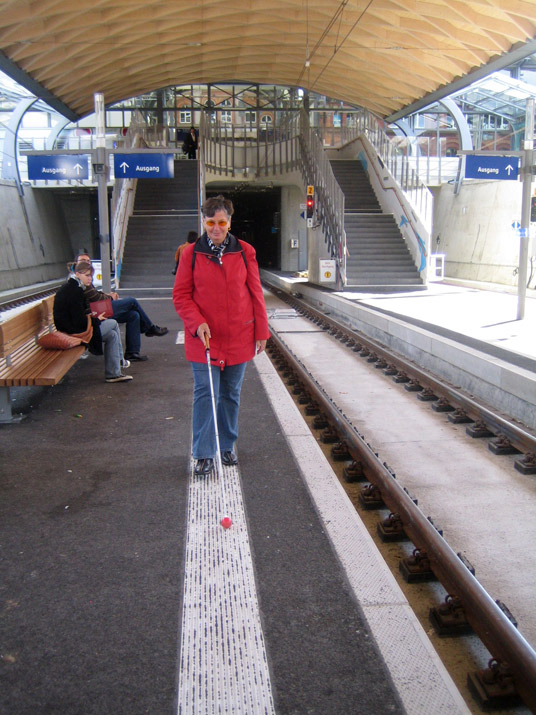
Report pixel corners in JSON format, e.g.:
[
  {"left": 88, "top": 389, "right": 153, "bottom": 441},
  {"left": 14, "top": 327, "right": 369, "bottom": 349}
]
[
  {"left": 465, "top": 154, "right": 519, "bottom": 180},
  {"left": 28, "top": 154, "right": 89, "bottom": 180},
  {"left": 113, "top": 153, "right": 174, "bottom": 178}
]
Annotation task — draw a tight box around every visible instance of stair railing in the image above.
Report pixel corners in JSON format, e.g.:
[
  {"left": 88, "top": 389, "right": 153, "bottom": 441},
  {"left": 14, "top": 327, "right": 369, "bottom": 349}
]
[
  {"left": 299, "top": 109, "right": 347, "bottom": 287},
  {"left": 337, "top": 110, "right": 433, "bottom": 231},
  {"left": 110, "top": 120, "right": 149, "bottom": 285}
]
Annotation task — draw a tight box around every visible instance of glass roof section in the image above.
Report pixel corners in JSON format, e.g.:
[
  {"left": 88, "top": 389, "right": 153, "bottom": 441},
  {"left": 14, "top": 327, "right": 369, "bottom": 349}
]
[{"left": 425, "top": 70, "right": 536, "bottom": 125}]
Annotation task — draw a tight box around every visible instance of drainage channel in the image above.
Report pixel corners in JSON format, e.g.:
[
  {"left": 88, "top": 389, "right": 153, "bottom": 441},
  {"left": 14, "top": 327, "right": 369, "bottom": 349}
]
[{"left": 266, "top": 330, "right": 536, "bottom": 713}]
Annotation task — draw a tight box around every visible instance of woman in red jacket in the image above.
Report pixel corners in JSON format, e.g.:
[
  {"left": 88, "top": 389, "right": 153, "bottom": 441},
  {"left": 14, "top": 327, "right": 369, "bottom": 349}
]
[{"left": 173, "top": 195, "right": 270, "bottom": 476}]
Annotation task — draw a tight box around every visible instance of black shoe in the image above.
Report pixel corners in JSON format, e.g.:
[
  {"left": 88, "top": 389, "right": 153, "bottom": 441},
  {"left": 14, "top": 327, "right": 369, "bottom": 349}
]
[
  {"left": 124, "top": 352, "right": 149, "bottom": 362},
  {"left": 221, "top": 450, "right": 238, "bottom": 466},
  {"left": 145, "top": 325, "right": 168, "bottom": 337},
  {"left": 194, "top": 458, "right": 214, "bottom": 476}
]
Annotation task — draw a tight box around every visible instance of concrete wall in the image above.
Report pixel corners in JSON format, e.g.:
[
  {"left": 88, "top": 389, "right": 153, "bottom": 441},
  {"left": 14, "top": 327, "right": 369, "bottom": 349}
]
[
  {"left": 280, "top": 183, "right": 308, "bottom": 273},
  {"left": 431, "top": 180, "right": 527, "bottom": 287},
  {"left": 0, "top": 181, "right": 97, "bottom": 292}
]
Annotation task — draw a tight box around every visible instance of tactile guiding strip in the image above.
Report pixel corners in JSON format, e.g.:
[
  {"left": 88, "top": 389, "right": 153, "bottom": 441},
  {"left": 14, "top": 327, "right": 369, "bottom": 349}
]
[{"left": 177, "top": 462, "right": 276, "bottom": 715}]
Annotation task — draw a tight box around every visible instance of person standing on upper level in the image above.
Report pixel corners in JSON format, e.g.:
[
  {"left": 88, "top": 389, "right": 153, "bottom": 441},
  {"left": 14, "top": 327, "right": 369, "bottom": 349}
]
[{"left": 183, "top": 126, "right": 198, "bottom": 159}]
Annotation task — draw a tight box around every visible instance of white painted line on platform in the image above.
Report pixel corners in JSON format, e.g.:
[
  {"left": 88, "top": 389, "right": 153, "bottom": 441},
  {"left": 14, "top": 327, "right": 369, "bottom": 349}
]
[
  {"left": 255, "top": 350, "right": 470, "bottom": 715},
  {"left": 177, "top": 461, "right": 275, "bottom": 715}
]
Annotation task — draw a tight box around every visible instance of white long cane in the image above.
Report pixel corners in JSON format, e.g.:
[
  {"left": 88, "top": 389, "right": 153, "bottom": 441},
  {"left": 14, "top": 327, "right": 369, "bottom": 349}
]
[{"left": 204, "top": 336, "right": 232, "bottom": 528}]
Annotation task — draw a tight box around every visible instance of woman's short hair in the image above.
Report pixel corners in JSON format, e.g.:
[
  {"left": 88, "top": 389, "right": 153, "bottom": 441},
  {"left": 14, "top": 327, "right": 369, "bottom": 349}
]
[
  {"left": 201, "top": 194, "right": 234, "bottom": 219},
  {"left": 187, "top": 230, "right": 198, "bottom": 243},
  {"left": 75, "top": 260, "right": 94, "bottom": 275}
]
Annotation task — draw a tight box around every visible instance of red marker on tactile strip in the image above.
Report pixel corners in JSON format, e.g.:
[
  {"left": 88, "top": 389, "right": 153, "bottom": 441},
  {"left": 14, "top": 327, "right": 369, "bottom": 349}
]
[{"left": 221, "top": 516, "right": 233, "bottom": 529}]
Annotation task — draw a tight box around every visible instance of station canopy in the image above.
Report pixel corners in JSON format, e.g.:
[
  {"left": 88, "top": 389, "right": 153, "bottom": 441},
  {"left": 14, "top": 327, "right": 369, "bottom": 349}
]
[{"left": 0, "top": 0, "right": 535, "bottom": 121}]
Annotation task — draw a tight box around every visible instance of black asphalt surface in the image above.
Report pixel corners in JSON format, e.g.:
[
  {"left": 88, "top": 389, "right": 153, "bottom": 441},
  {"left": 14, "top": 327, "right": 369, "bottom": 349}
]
[{"left": 1, "top": 297, "right": 405, "bottom": 714}]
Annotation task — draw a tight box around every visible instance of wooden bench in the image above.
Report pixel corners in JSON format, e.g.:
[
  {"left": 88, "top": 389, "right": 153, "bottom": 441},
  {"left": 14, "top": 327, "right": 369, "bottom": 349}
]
[{"left": 0, "top": 296, "right": 86, "bottom": 423}]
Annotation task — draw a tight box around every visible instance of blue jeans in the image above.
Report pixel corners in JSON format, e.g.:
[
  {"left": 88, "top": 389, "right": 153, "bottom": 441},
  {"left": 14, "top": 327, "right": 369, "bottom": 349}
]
[
  {"left": 100, "top": 319, "right": 124, "bottom": 378},
  {"left": 191, "top": 361, "right": 247, "bottom": 459},
  {"left": 112, "top": 297, "right": 152, "bottom": 354}
]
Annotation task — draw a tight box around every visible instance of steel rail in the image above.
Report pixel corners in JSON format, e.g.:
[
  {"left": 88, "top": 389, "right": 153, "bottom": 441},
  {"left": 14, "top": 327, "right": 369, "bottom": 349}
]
[
  {"left": 268, "top": 328, "right": 536, "bottom": 712},
  {"left": 274, "top": 290, "right": 536, "bottom": 456}
]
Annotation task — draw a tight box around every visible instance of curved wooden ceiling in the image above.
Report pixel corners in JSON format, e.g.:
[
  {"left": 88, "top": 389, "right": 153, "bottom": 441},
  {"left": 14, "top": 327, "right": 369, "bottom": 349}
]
[{"left": 0, "top": 0, "right": 535, "bottom": 120}]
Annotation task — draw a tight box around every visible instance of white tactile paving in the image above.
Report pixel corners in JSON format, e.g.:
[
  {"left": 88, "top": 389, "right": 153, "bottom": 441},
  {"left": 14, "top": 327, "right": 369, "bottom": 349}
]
[
  {"left": 177, "top": 462, "right": 276, "bottom": 715},
  {"left": 256, "top": 350, "right": 470, "bottom": 715}
]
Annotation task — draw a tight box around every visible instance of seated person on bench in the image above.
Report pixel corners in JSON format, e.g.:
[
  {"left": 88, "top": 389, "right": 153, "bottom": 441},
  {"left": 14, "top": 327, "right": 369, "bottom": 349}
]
[
  {"left": 73, "top": 252, "right": 169, "bottom": 362},
  {"left": 54, "top": 261, "right": 133, "bottom": 384}
]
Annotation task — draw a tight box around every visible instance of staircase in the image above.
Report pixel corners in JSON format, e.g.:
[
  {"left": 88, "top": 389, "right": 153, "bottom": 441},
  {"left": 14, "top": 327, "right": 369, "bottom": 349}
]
[
  {"left": 119, "top": 160, "right": 199, "bottom": 289},
  {"left": 330, "top": 160, "right": 423, "bottom": 288}
]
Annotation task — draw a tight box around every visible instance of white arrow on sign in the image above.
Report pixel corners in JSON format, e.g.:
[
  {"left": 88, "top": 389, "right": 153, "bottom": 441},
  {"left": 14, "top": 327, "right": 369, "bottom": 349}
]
[
  {"left": 506, "top": 164, "right": 515, "bottom": 175},
  {"left": 119, "top": 161, "right": 129, "bottom": 173},
  {"left": 74, "top": 163, "right": 83, "bottom": 175}
]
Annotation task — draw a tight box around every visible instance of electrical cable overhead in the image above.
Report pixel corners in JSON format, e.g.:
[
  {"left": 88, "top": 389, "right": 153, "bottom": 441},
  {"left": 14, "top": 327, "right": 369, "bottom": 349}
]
[
  {"left": 297, "top": 0, "right": 350, "bottom": 87},
  {"left": 310, "top": 0, "right": 375, "bottom": 92}
]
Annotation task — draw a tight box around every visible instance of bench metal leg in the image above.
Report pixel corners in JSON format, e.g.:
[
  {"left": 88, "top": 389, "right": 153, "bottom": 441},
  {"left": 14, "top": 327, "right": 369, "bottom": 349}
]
[{"left": 0, "top": 386, "right": 25, "bottom": 424}]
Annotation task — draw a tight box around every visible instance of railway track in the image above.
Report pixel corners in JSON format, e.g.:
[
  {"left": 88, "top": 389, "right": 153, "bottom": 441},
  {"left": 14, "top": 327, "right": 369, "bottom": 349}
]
[
  {"left": 0, "top": 286, "right": 60, "bottom": 316},
  {"left": 265, "top": 288, "right": 536, "bottom": 713}
]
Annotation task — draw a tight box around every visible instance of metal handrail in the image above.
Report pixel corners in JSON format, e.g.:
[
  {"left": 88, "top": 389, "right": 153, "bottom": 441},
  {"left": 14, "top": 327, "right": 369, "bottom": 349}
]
[{"left": 298, "top": 110, "right": 347, "bottom": 287}]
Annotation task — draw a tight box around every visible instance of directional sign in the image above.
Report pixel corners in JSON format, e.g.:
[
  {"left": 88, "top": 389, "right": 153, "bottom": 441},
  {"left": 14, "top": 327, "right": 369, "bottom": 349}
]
[
  {"left": 465, "top": 155, "right": 519, "bottom": 180},
  {"left": 28, "top": 154, "right": 89, "bottom": 180},
  {"left": 113, "top": 153, "right": 174, "bottom": 178}
]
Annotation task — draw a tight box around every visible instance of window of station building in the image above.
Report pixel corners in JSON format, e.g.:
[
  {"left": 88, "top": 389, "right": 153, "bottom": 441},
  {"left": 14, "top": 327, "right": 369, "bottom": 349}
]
[
  {"left": 179, "top": 110, "right": 192, "bottom": 124},
  {"left": 244, "top": 111, "right": 256, "bottom": 124},
  {"left": 260, "top": 115, "right": 273, "bottom": 126},
  {"left": 221, "top": 110, "right": 232, "bottom": 124}
]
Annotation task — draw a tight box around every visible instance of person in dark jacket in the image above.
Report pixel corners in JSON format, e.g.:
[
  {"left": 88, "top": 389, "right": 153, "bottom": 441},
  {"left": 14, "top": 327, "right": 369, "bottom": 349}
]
[
  {"left": 74, "top": 252, "right": 168, "bottom": 362},
  {"left": 54, "top": 261, "right": 132, "bottom": 383},
  {"left": 172, "top": 195, "right": 269, "bottom": 475},
  {"left": 183, "top": 126, "right": 198, "bottom": 159}
]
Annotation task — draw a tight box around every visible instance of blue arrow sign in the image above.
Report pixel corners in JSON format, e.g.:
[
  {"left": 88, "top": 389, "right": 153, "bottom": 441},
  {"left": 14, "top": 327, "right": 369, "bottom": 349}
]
[
  {"left": 28, "top": 154, "right": 89, "bottom": 180},
  {"left": 465, "top": 155, "right": 519, "bottom": 180},
  {"left": 113, "top": 153, "right": 174, "bottom": 178}
]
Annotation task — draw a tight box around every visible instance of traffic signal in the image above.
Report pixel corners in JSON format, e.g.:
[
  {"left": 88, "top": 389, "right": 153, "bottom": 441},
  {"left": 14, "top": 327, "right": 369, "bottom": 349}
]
[
  {"left": 531, "top": 196, "right": 536, "bottom": 223},
  {"left": 306, "top": 185, "right": 315, "bottom": 220}
]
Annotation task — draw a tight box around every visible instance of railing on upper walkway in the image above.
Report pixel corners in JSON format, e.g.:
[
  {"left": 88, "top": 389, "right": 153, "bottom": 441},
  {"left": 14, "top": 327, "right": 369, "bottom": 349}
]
[{"left": 200, "top": 111, "right": 301, "bottom": 178}]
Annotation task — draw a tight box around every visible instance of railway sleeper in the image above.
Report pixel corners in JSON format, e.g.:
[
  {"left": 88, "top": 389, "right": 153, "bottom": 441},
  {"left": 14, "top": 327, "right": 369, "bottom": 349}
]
[
  {"left": 331, "top": 441, "right": 352, "bottom": 461},
  {"left": 514, "top": 450, "right": 536, "bottom": 474},
  {"left": 488, "top": 434, "right": 520, "bottom": 456},
  {"left": 343, "top": 460, "right": 366, "bottom": 482},
  {"left": 358, "top": 483, "right": 384, "bottom": 510},
  {"left": 320, "top": 425, "right": 339, "bottom": 443},
  {"left": 377, "top": 512, "right": 408, "bottom": 542},
  {"left": 429, "top": 594, "right": 473, "bottom": 637},
  {"left": 417, "top": 387, "right": 438, "bottom": 401},
  {"left": 467, "top": 659, "right": 523, "bottom": 711},
  {"left": 447, "top": 408, "right": 473, "bottom": 424},
  {"left": 432, "top": 398, "right": 455, "bottom": 412},
  {"left": 404, "top": 379, "right": 422, "bottom": 392},
  {"left": 399, "top": 548, "right": 437, "bottom": 583},
  {"left": 466, "top": 420, "right": 494, "bottom": 438},
  {"left": 304, "top": 401, "right": 320, "bottom": 415}
]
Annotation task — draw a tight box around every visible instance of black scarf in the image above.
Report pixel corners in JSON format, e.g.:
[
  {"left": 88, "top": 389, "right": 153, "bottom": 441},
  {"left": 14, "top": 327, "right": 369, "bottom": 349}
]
[{"left": 207, "top": 234, "right": 230, "bottom": 263}]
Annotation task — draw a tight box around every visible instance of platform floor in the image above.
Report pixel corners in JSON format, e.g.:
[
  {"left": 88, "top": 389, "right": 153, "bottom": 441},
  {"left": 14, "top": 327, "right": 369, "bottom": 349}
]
[
  {"left": 0, "top": 298, "right": 412, "bottom": 714},
  {"left": 1, "top": 280, "right": 531, "bottom": 714}
]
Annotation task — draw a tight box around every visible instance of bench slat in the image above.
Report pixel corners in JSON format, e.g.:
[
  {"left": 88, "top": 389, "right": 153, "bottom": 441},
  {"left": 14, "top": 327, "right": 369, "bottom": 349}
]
[{"left": 0, "top": 296, "right": 85, "bottom": 388}]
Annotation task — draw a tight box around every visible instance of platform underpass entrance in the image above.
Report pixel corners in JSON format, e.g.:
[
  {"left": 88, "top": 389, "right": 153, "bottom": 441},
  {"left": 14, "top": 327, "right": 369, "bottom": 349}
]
[{"left": 205, "top": 186, "right": 282, "bottom": 270}]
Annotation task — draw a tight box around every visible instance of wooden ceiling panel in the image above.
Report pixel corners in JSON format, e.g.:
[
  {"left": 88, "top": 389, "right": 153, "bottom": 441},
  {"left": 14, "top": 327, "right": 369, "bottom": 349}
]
[{"left": 0, "top": 0, "right": 534, "bottom": 118}]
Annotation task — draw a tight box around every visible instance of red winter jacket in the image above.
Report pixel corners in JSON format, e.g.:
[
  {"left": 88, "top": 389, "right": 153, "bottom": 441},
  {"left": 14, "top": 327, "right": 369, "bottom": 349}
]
[{"left": 172, "top": 233, "right": 270, "bottom": 367}]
